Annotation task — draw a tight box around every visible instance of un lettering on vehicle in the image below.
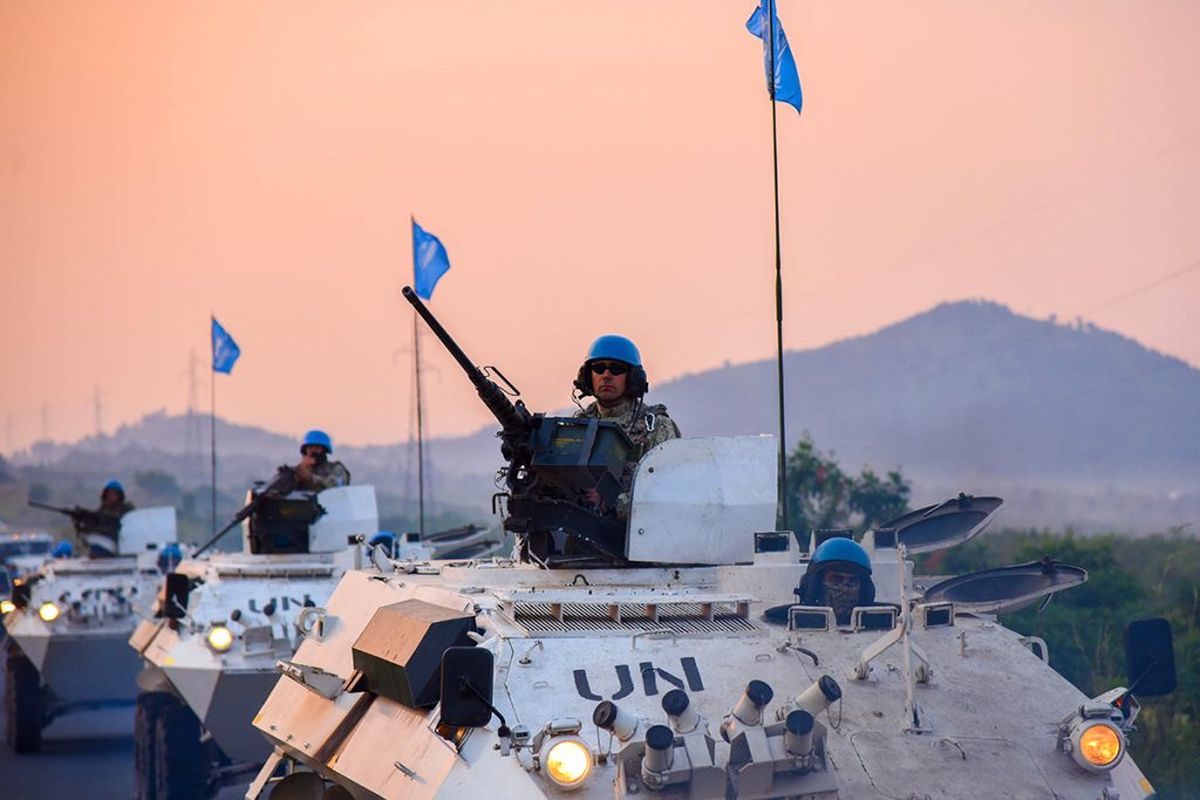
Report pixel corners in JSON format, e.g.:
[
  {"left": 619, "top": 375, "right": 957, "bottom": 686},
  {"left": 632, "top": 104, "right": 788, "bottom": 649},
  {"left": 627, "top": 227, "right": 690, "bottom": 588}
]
[{"left": 573, "top": 657, "right": 704, "bottom": 700}]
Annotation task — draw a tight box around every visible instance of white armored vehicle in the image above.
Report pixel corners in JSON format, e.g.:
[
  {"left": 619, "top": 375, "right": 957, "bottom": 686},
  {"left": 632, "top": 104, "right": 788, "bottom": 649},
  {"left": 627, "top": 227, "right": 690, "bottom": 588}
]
[
  {"left": 131, "top": 477, "right": 419, "bottom": 799},
  {"left": 3, "top": 505, "right": 178, "bottom": 753},
  {"left": 0, "top": 528, "right": 56, "bottom": 582},
  {"left": 241, "top": 291, "right": 1175, "bottom": 799}
]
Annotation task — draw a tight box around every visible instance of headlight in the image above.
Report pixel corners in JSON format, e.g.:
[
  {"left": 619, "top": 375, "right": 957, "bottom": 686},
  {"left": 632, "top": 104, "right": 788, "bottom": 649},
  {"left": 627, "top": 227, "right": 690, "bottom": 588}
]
[
  {"left": 1062, "top": 712, "right": 1125, "bottom": 773},
  {"left": 0, "top": 599, "right": 15, "bottom": 615},
  {"left": 1077, "top": 723, "right": 1122, "bottom": 768},
  {"left": 206, "top": 624, "right": 234, "bottom": 653},
  {"left": 543, "top": 737, "right": 592, "bottom": 789},
  {"left": 38, "top": 601, "right": 60, "bottom": 622}
]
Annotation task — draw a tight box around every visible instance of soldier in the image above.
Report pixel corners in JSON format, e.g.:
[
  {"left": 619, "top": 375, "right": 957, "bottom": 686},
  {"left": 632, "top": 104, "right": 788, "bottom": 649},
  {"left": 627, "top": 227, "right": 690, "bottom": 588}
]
[
  {"left": 294, "top": 430, "right": 351, "bottom": 492},
  {"left": 795, "top": 538, "right": 876, "bottom": 625},
  {"left": 86, "top": 479, "right": 135, "bottom": 556},
  {"left": 573, "top": 335, "right": 680, "bottom": 518},
  {"left": 98, "top": 478, "right": 135, "bottom": 519}
]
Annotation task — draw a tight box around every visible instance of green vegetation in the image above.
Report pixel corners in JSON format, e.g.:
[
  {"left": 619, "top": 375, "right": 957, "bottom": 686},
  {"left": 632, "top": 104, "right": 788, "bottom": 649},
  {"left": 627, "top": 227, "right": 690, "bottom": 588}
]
[{"left": 783, "top": 433, "right": 911, "bottom": 533}]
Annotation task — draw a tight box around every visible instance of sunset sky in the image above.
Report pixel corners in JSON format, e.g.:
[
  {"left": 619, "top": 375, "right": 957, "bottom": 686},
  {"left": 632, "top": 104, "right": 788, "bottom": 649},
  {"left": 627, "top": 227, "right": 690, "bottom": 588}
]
[{"left": 2, "top": 1, "right": 1198, "bottom": 452}]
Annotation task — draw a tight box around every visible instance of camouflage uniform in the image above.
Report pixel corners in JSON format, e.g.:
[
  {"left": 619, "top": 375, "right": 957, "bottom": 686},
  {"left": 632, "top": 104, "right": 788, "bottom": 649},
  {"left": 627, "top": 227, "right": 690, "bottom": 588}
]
[
  {"left": 296, "top": 460, "right": 351, "bottom": 492},
  {"left": 575, "top": 397, "right": 680, "bottom": 518},
  {"left": 97, "top": 500, "right": 135, "bottom": 521},
  {"left": 83, "top": 501, "right": 135, "bottom": 557}
]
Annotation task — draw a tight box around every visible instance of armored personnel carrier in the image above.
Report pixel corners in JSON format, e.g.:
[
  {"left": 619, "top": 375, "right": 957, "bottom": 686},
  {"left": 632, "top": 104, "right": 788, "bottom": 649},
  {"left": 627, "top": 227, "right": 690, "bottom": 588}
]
[
  {"left": 0, "top": 567, "right": 12, "bottom": 640},
  {"left": 3, "top": 505, "right": 178, "bottom": 753},
  {"left": 0, "top": 528, "right": 56, "bottom": 581},
  {"left": 243, "top": 291, "right": 1174, "bottom": 799},
  {"left": 130, "top": 478, "right": 421, "bottom": 799}
]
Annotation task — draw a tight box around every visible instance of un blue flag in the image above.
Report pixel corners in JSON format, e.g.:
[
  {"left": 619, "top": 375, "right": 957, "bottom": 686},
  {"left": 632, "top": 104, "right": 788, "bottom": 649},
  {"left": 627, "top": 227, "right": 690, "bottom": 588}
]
[
  {"left": 211, "top": 317, "right": 241, "bottom": 374},
  {"left": 412, "top": 218, "right": 451, "bottom": 300},
  {"left": 746, "top": 0, "right": 803, "bottom": 114}
]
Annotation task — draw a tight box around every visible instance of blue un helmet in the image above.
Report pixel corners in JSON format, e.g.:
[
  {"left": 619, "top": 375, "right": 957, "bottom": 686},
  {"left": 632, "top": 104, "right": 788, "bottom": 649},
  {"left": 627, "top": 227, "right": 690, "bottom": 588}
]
[
  {"left": 101, "top": 478, "right": 125, "bottom": 502},
  {"left": 797, "top": 537, "right": 876, "bottom": 612},
  {"left": 369, "top": 531, "right": 397, "bottom": 549},
  {"left": 52, "top": 541, "right": 74, "bottom": 559},
  {"left": 157, "top": 542, "right": 184, "bottom": 574},
  {"left": 301, "top": 429, "right": 333, "bottom": 455},
  {"left": 586, "top": 335, "right": 642, "bottom": 367},
  {"left": 810, "top": 538, "right": 872, "bottom": 575}
]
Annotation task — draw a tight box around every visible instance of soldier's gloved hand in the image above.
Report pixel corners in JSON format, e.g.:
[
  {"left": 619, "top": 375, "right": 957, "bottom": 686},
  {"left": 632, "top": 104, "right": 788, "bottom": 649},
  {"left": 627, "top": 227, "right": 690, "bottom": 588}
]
[{"left": 296, "top": 454, "right": 316, "bottom": 479}]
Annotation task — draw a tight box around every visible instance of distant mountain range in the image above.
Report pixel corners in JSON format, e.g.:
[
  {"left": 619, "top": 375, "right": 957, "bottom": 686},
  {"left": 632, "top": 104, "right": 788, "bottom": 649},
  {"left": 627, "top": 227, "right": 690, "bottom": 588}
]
[{"left": 11, "top": 300, "right": 1199, "bottom": 534}]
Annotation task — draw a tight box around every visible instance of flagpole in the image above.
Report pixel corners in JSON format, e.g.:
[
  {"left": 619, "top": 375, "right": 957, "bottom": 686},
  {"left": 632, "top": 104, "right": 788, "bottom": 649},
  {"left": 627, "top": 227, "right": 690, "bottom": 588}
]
[
  {"left": 409, "top": 215, "right": 450, "bottom": 539},
  {"left": 209, "top": 315, "right": 218, "bottom": 537},
  {"left": 414, "top": 313, "right": 426, "bottom": 539},
  {"left": 767, "top": 0, "right": 790, "bottom": 532}
]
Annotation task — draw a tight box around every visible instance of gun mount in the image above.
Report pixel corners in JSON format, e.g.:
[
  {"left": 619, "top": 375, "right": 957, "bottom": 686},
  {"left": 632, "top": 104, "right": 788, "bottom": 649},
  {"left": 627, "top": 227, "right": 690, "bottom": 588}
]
[
  {"left": 28, "top": 499, "right": 121, "bottom": 556},
  {"left": 192, "top": 465, "right": 312, "bottom": 557},
  {"left": 403, "top": 286, "right": 634, "bottom": 563}
]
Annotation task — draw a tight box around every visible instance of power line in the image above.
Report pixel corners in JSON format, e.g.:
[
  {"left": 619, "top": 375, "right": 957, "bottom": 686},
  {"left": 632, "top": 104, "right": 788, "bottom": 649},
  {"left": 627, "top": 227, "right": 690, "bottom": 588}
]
[{"left": 1085, "top": 259, "right": 1200, "bottom": 314}]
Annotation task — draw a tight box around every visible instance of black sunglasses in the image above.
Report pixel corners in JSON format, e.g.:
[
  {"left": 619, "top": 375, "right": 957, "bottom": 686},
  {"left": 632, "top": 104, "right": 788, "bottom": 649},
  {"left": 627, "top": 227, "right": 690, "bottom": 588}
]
[{"left": 590, "top": 361, "right": 630, "bottom": 376}]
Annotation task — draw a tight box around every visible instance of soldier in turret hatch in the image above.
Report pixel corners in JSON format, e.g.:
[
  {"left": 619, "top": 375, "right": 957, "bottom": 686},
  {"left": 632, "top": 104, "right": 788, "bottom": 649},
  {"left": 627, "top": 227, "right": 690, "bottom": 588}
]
[
  {"left": 87, "top": 479, "right": 135, "bottom": 556},
  {"left": 573, "top": 335, "right": 680, "bottom": 519},
  {"left": 98, "top": 478, "right": 135, "bottom": 519},
  {"left": 294, "top": 430, "right": 351, "bottom": 492},
  {"left": 796, "top": 538, "right": 876, "bottom": 625}
]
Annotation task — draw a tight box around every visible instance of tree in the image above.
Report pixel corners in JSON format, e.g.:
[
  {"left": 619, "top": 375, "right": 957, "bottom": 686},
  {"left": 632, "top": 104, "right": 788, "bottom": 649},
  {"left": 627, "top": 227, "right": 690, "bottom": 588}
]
[
  {"left": 849, "top": 468, "right": 911, "bottom": 530},
  {"left": 134, "top": 469, "right": 181, "bottom": 501},
  {"left": 783, "top": 434, "right": 910, "bottom": 535},
  {"left": 784, "top": 435, "right": 851, "bottom": 534}
]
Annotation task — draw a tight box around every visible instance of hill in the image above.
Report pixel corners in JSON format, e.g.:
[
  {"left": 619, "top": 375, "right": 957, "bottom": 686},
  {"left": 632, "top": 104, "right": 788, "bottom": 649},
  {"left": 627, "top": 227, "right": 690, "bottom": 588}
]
[{"left": 8, "top": 300, "right": 1199, "bottom": 534}]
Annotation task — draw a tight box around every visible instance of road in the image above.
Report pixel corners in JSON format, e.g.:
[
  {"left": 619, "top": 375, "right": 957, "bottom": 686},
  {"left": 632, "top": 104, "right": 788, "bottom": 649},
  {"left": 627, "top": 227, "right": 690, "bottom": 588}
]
[{"left": 0, "top": 666, "right": 249, "bottom": 799}]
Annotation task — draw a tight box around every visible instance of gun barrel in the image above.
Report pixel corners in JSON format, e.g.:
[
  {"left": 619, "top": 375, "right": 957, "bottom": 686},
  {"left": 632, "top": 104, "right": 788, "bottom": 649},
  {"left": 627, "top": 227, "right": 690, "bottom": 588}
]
[
  {"left": 191, "top": 515, "right": 244, "bottom": 559},
  {"left": 401, "top": 286, "right": 530, "bottom": 436},
  {"left": 27, "top": 500, "right": 71, "bottom": 515},
  {"left": 402, "top": 286, "right": 486, "bottom": 383}
]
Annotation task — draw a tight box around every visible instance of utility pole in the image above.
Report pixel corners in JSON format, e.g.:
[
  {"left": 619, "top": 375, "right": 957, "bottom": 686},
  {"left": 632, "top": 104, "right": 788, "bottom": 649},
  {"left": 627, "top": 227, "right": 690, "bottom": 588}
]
[
  {"left": 93, "top": 386, "right": 104, "bottom": 438},
  {"left": 184, "top": 349, "right": 204, "bottom": 459}
]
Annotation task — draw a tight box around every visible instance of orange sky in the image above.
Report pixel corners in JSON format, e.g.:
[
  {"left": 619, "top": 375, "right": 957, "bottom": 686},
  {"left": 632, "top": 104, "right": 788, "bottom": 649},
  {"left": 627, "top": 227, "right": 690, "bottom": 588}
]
[{"left": 2, "top": 1, "right": 1198, "bottom": 452}]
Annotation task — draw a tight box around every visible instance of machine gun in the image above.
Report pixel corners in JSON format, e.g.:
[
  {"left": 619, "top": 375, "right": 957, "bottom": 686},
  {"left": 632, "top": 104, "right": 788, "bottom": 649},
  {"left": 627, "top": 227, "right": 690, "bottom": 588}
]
[
  {"left": 402, "top": 286, "right": 634, "bottom": 562},
  {"left": 28, "top": 500, "right": 121, "bottom": 539},
  {"left": 191, "top": 465, "right": 321, "bottom": 557}
]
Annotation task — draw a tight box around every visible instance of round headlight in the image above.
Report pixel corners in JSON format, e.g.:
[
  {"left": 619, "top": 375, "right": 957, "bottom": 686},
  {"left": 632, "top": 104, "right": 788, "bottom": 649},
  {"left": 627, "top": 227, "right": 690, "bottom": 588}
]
[
  {"left": 0, "top": 599, "right": 15, "bottom": 615},
  {"left": 1078, "top": 722, "right": 1122, "bottom": 769},
  {"left": 206, "top": 624, "right": 234, "bottom": 653},
  {"left": 543, "top": 738, "right": 591, "bottom": 789},
  {"left": 38, "top": 601, "right": 60, "bottom": 622}
]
